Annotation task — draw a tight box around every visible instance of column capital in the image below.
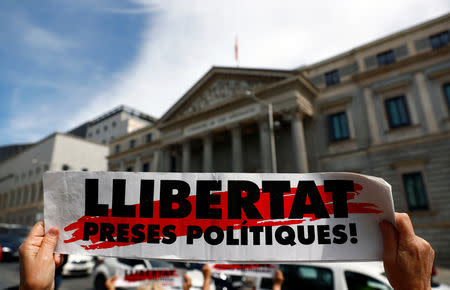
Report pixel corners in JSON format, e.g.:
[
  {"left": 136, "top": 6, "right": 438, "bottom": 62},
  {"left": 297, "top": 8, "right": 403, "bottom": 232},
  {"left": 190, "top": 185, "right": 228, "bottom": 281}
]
[
  {"left": 226, "top": 122, "right": 242, "bottom": 131},
  {"left": 285, "top": 108, "right": 305, "bottom": 121}
]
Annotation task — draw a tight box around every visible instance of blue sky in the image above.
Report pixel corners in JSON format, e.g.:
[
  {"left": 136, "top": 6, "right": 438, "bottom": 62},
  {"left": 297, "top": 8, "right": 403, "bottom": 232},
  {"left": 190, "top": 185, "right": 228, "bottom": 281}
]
[{"left": 1, "top": 0, "right": 449, "bottom": 146}]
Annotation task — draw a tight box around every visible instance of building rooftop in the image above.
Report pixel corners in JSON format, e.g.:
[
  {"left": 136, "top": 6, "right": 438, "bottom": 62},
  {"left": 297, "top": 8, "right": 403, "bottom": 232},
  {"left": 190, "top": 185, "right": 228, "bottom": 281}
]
[{"left": 88, "top": 105, "right": 157, "bottom": 126}]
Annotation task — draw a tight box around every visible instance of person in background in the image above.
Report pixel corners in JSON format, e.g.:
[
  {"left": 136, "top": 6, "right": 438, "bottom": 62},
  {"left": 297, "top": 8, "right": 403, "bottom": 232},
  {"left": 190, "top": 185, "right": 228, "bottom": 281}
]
[
  {"left": 183, "top": 273, "right": 192, "bottom": 290},
  {"left": 272, "top": 269, "right": 284, "bottom": 290},
  {"left": 103, "top": 264, "right": 209, "bottom": 290},
  {"left": 18, "top": 213, "right": 435, "bottom": 290},
  {"left": 54, "top": 254, "right": 68, "bottom": 290}
]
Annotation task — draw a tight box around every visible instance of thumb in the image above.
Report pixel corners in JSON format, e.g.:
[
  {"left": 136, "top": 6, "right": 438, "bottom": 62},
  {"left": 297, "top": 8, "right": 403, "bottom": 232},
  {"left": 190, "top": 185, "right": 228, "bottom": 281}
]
[
  {"left": 38, "top": 227, "right": 59, "bottom": 259},
  {"left": 379, "top": 221, "right": 398, "bottom": 263}
]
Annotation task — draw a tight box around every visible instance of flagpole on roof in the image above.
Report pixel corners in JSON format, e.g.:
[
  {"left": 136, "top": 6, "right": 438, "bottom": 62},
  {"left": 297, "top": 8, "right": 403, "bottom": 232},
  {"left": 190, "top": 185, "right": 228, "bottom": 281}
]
[{"left": 234, "top": 35, "right": 239, "bottom": 67}]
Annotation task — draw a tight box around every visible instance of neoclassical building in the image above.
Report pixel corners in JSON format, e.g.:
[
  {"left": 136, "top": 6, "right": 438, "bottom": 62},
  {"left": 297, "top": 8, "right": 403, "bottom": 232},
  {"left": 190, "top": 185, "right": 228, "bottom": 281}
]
[{"left": 109, "top": 14, "right": 450, "bottom": 266}]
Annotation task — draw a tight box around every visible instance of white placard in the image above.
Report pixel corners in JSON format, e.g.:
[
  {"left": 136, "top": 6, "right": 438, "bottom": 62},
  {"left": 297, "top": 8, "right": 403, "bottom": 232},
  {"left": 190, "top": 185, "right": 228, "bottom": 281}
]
[
  {"left": 211, "top": 264, "right": 276, "bottom": 278},
  {"left": 114, "top": 268, "right": 183, "bottom": 288},
  {"left": 44, "top": 172, "right": 395, "bottom": 262}
]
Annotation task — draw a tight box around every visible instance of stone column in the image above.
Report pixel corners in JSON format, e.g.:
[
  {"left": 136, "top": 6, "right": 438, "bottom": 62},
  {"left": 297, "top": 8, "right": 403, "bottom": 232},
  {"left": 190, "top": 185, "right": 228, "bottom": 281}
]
[
  {"left": 415, "top": 72, "right": 438, "bottom": 133},
  {"left": 160, "top": 148, "right": 171, "bottom": 172},
  {"left": 202, "top": 135, "right": 213, "bottom": 172},
  {"left": 135, "top": 156, "right": 142, "bottom": 172},
  {"left": 151, "top": 150, "right": 160, "bottom": 172},
  {"left": 182, "top": 141, "right": 191, "bottom": 172},
  {"left": 258, "top": 120, "right": 271, "bottom": 173},
  {"left": 119, "top": 161, "right": 125, "bottom": 171},
  {"left": 290, "top": 111, "right": 309, "bottom": 173},
  {"left": 231, "top": 125, "right": 243, "bottom": 172},
  {"left": 363, "top": 88, "right": 381, "bottom": 144}
]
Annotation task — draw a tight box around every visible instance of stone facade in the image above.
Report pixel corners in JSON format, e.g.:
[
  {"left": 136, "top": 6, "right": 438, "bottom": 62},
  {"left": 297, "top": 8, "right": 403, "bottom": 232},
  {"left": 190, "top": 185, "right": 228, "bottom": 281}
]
[
  {"left": 108, "top": 14, "right": 450, "bottom": 266},
  {"left": 0, "top": 133, "right": 108, "bottom": 225}
]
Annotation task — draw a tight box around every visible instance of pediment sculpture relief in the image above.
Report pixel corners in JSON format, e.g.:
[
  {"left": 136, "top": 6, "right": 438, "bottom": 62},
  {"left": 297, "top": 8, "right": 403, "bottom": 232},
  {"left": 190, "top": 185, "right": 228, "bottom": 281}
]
[{"left": 180, "top": 79, "right": 266, "bottom": 116}]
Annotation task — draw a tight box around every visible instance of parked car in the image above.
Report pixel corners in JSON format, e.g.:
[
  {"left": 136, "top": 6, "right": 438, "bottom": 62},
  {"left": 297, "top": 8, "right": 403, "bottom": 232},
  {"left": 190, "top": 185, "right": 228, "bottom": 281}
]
[
  {"left": 0, "top": 223, "right": 31, "bottom": 236},
  {"left": 62, "top": 254, "right": 96, "bottom": 276},
  {"left": 93, "top": 258, "right": 215, "bottom": 290},
  {"left": 0, "top": 224, "right": 30, "bottom": 261},
  {"left": 0, "top": 233, "right": 25, "bottom": 261}
]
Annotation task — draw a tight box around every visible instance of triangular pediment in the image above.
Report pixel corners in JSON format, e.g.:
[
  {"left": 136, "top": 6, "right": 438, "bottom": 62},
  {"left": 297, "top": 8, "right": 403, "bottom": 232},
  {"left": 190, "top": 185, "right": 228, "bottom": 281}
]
[{"left": 160, "top": 67, "right": 294, "bottom": 124}]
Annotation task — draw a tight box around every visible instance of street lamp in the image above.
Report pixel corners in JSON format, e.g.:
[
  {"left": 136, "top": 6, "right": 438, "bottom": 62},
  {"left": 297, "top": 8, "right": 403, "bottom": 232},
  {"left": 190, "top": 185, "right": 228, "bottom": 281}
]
[{"left": 245, "top": 90, "right": 277, "bottom": 173}]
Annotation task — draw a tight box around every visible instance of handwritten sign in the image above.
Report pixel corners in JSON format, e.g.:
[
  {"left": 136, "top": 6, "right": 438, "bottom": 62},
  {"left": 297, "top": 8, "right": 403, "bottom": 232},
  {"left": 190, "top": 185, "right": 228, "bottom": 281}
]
[{"left": 44, "top": 172, "right": 395, "bottom": 262}]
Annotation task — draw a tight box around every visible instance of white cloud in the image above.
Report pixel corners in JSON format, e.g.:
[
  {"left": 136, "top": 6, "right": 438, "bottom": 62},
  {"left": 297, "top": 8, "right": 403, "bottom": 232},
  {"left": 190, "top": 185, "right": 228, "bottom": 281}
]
[
  {"left": 59, "top": 0, "right": 450, "bottom": 130},
  {"left": 23, "top": 25, "right": 73, "bottom": 52}
]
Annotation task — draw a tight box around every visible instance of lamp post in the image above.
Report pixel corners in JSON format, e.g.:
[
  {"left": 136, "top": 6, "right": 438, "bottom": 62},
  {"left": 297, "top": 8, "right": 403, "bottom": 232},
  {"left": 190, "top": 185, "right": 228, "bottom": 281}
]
[{"left": 245, "top": 90, "right": 277, "bottom": 173}]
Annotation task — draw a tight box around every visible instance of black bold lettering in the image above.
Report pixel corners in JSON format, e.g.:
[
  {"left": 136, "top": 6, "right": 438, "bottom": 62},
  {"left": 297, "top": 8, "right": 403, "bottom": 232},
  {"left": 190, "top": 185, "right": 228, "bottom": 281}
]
[
  {"left": 82, "top": 222, "right": 99, "bottom": 241},
  {"left": 196, "top": 180, "right": 222, "bottom": 219},
  {"left": 226, "top": 226, "right": 239, "bottom": 245},
  {"left": 317, "top": 225, "right": 331, "bottom": 244},
  {"left": 332, "top": 224, "right": 348, "bottom": 244},
  {"left": 297, "top": 225, "right": 315, "bottom": 245},
  {"left": 265, "top": 226, "right": 273, "bottom": 245},
  {"left": 249, "top": 226, "right": 263, "bottom": 245},
  {"left": 99, "top": 223, "right": 115, "bottom": 242},
  {"left": 131, "top": 224, "right": 146, "bottom": 243},
  {"left": 85, "top": 179, "right": 108, "bottom": 216},
  {"left": 139, "top": 180, "right": 154, "bottom": 218},
  {"left": 204, "top": 226, "right": 224, "bottom": 245},
  {"left": 324, "top": 180, "right": 353, "bottom": 218},
  {"left": 112, "top": 179, "right": 136, "bottom": 217},
  {"left": 160, "top": 180, "right": 192, "bottom": 218},
  {"left": 147, "top": 225, "right": 160, "bottom": 243},
  {"left": 186, "top": 225, "right": 202, "bottom": 244},
  {"left": 262, "top": 181, "right": 289, "bottom": 219},
  {"left": 275, "top": 226, "right": 296, "bottom": 246},
  {"left": 241, "top": 226, "right": 248, "bottom": 245},
  {"left": 162, "top": 225, "right": 177, "bottom": 244},
  {"left": 289, "top": 181, "right": 329, "bottom": 219},
  {"left": 228, "top": 180, "right": 262, "bottom": 219},
  {"left": 116, "top": 223, "right": 129, "bottom": 243}
]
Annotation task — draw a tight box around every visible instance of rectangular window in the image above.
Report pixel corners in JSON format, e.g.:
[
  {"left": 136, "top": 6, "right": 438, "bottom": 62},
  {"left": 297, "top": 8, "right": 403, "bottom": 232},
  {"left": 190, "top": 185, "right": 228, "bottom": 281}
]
[
  {"left": 377, "top": 50, "right": 396, "bottom": 66},
  {"left": 142, "top": 162, "right": 150, "bottom": 172},
  {"left": 443, "top": 83, "right": 450, "bottom": 109},
  {"left": 114, "top": 145, "right": 120, "bottom": 153},
  {"left": 328, "top": 112, "right": 350, "bottom": 141},
  {"left": 402, "top": 172, "right": 429, "bottom": 211},
  {"left": 430, "top": 30, "right": 449, "bottom": 50},
  {"left": 385, "top": 96, "right": 410, "bottom": 128},
  {"left": 170, "top": 155, "right": 177, "bottom": 172},
  {"left": 325, "top": 70, "right": 340, "bottom": 87},
  {"left": 145, "top": 133, "right": 152, "bottom": 143},
  {"left": 129, "top": 139, "right": 136, "bottom": 149}
]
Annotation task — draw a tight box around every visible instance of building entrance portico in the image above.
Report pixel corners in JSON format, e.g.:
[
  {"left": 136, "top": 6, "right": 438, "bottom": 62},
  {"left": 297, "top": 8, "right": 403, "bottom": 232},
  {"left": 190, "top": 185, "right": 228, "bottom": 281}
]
[{"left": 158, "top": 67, "right": 317, "bottom": 173}]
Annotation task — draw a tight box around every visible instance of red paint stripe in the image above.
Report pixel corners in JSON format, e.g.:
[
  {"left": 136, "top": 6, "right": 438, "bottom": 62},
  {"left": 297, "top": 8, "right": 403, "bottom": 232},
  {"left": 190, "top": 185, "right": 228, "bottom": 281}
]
[{"left": 64, "top": 184, "right": 382, "bottom": 250}]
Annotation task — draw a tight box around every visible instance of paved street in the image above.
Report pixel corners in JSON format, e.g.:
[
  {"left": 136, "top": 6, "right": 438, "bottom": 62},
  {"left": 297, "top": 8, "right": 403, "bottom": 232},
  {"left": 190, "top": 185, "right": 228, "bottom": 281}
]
[{"left": 0, "top": 261, "right": 94, "bottom": 290}]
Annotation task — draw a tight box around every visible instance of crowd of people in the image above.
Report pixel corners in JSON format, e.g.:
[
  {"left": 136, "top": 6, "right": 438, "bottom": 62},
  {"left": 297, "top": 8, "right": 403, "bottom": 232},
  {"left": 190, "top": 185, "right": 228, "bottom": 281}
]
[{"left": 18, "top": 213, "right": 434, "bottom": 290}]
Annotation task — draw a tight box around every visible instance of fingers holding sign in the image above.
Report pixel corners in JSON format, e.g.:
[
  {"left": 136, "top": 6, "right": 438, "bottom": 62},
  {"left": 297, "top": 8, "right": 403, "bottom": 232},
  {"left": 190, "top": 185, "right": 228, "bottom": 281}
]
[
  {"left": 380, "top": 212, "right": 435, "bottom": 290},
  {"left": 19, "top": 221, "right": 60, "bottom": 290}
]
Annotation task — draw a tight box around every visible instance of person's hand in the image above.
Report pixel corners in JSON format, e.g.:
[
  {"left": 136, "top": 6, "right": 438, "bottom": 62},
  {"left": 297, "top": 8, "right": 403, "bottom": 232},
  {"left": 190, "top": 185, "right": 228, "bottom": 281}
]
[
  {"left": 201, "top": 264, "right": 211, "bottom": 290},
  {"left": 272, "top": 269, "right": 284, "bottom": 290},
  {"left": 105, "top": 276, "right": 117, "bottom": 290},
  {"left": 19, "top": 221, "right": 62, "bottom": 290},
  {"left": 380, "top": 212, "right": 434, "bottom": 290},
  {"left": 183, "top": 273, "right": 192, "bottom": 290}
]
